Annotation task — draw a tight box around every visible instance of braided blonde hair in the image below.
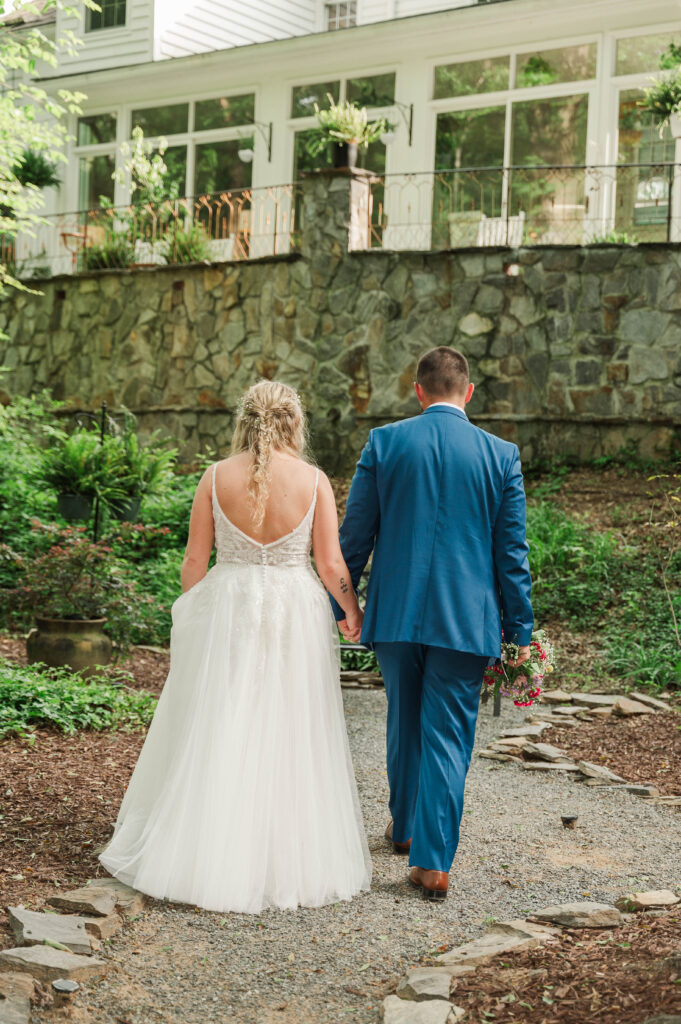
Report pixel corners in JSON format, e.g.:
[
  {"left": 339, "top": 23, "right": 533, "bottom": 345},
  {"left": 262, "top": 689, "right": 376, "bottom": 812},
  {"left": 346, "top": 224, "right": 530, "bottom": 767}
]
[{"left": 231, "top": 380, "right": 307, "bottom": 527}]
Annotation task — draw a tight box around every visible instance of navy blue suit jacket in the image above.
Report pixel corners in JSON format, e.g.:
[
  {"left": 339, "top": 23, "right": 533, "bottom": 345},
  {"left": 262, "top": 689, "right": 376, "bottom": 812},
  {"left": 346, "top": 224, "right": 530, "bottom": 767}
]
[{"left": 331, "top": 405, "right": 533, "bottom": 658}]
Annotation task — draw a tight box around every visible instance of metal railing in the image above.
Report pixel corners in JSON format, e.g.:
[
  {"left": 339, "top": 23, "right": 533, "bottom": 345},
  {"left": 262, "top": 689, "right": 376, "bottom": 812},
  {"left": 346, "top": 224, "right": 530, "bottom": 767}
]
[
  {"left": 3, "top": 161, "right": 681, "bottom": 278},
  {"left": 366, "top": 162, "right": 681, "bottom": 250},
  {"left": 6, "top": 183, "right": 302, "bottom": 279}
]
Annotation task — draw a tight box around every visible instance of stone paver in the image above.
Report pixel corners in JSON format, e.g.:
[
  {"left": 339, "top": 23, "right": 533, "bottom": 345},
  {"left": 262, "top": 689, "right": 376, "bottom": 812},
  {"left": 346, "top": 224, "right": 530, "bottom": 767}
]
[
  {"left": 531, "top": 901, "right": 623, "bottom": 928},
  {"left": 0, "top": 946, "right": 107, "bottom": 983},
  {"left": 8, "top": 906, "right": 92, "bottom": 955}
]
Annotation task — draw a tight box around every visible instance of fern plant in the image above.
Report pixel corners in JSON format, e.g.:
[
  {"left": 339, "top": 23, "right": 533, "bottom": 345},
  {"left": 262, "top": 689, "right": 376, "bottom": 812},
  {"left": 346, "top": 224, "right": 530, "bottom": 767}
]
[{"left": 306, "top": 95, "right": 386, "bottom": 157}]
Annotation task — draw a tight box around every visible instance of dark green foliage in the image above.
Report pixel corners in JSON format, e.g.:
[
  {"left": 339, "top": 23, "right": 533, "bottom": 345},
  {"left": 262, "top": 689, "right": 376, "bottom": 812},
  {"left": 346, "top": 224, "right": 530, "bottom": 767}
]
[
  {"left": 0, "top": 657, "right": 156, "bottom": 739},
  {"left": 340, "top": 645, "right": 379, "bottom": 672},
  {"left": 12, "top": 150, "right": 61, "bottom": 190},
  {"left": 82, "top": 232, "right": 134, "bottom": 270}
]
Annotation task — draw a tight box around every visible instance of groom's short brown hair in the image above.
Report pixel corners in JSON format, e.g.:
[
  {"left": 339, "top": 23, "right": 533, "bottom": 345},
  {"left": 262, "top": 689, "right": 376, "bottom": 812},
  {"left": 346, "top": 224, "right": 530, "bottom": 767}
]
[{"left": 416, "top": 347, "right": 469, "bottom": 398}]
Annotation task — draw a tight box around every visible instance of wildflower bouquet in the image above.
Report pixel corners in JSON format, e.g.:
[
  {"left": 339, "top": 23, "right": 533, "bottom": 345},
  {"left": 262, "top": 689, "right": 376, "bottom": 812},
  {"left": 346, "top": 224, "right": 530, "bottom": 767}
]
[{"left": 484, "top": 629, "right": 555, "bottom": 707}]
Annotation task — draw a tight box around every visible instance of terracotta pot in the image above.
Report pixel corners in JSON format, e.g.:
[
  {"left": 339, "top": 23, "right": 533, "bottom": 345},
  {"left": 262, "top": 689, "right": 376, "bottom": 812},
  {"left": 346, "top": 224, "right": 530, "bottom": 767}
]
[
  {"left": 27, "top": 616, "right": 112, "bottom": 676},
  {"left": 332, "top": 141, "right": 358, "bottom": 168}
]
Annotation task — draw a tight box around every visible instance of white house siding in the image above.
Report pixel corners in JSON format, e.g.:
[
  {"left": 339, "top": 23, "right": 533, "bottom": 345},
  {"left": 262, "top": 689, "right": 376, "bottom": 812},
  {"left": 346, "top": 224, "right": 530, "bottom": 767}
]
[
  {"left": 53, "top": 0, "right": 154, "bottom": 74},
  {"left": 395, "top": 0, "right": 477, "bottom": 16},
  {"left": 155, "top": 0, "right": 317, "bottom": 59}
]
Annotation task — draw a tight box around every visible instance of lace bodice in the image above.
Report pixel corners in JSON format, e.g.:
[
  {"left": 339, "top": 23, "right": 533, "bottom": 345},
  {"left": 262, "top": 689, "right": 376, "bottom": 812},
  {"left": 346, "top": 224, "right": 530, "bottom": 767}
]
[{"left": 211, "top": 464, "right": 319, "bottom": 568}]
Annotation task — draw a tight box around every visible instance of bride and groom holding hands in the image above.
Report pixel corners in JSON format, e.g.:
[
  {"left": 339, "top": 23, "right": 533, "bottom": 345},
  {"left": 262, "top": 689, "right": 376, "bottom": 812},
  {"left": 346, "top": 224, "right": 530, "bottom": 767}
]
[{"left": 99, "top": 345, "right": 533, "bottom": 912}]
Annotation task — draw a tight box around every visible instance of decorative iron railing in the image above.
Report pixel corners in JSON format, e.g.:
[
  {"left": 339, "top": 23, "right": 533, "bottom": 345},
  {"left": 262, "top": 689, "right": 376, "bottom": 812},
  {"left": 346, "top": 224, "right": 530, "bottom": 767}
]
[
  {"left": 3, "top": 162, "right": 681, "bottom": 279},
  {"left": 7, "top": 183, "right": 302, "bottom": 279},
  {"left": 366, "top": 162, "right": 681, "bottom": 250}
]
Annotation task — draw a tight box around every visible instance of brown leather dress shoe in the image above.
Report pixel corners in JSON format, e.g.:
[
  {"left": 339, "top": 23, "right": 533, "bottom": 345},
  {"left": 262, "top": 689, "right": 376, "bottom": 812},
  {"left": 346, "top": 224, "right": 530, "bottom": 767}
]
[
  {"left": 408, "top": 866, "right": 448, "bottom": 901},
  {"left": 384, "top": 820, "right": 411, "bottom": 855}
]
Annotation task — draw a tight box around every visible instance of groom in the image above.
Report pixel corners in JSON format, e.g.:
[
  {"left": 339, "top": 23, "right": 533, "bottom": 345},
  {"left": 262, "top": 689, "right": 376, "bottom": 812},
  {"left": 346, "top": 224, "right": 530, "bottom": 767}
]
[{"left": 333, "top": 346, "right": 533, "bottom": 901}]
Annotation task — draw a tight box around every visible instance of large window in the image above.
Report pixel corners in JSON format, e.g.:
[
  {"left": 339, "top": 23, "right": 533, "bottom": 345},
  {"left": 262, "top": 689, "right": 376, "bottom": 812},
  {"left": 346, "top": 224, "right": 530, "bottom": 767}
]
[
  {"left": 78, "top": 154, "right": 115, "bottom": 210},
  {"left": 75, "top": 114, "right": 117, "bottom": 212},
  {"left": 615, "top": 88, "right": 675, "bottom": 241},
  {"left": 77, "top": 114, "right": 116, "bottom": 147},
  {"left": 291, "top": 81, "right": 341, "bottom": 118},
  {"left": 434, "top": 57, "right": 509, "bottom": 99},
  {"left": 132, "top": 104, "right": 189, "bottom": 137},
  {"left": 86, "top": 0, "right": 126, "bottom": 31},
  {"left": 433, "top": 48, "right": 593, "bottom": 245}
]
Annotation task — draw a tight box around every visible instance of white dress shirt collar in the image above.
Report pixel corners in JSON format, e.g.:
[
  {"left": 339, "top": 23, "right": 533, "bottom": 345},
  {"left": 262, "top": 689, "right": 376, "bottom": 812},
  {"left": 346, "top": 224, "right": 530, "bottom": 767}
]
[{"left": 427, "top": 401, "right": 468, "bottom": 417}]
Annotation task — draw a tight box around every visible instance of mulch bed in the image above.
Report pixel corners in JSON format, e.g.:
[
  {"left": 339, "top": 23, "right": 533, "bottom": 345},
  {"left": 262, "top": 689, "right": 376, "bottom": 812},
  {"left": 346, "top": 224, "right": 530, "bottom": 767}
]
[
  {"left": 0, "top": 729, "right": 143, "bottom": 940},
  {"left": 549, "top": 711, "right": 681, "bottom": 796},
  {"left": 448, "top": 907, "right": 681, "bottom": 1023}
]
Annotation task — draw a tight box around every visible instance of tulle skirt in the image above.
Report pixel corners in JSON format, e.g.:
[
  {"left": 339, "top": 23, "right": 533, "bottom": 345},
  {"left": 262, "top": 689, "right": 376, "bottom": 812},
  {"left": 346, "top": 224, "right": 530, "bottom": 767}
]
[{"left": 98, "top": 562, "right": 372, "bottom": 913}]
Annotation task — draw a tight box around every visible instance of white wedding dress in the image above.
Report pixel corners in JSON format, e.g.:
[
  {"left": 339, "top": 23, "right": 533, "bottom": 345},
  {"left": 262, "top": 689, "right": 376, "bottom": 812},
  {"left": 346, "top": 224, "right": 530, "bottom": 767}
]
[{"left": 99, "top": 466, "right": 371, "bottom": 913}]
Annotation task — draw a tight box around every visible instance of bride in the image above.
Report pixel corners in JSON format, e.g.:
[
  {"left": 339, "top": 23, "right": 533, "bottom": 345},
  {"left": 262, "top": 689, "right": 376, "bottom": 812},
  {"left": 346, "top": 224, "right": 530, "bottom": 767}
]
[{"left": 99, "top": 381, "right": 372, "bottom": 913}]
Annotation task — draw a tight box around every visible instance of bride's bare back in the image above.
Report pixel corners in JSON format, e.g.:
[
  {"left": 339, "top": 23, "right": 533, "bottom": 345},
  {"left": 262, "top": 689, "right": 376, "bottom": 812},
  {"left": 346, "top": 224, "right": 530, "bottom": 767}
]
[{"left": 215, "top": 450, "right": 317, "bottom": 546}]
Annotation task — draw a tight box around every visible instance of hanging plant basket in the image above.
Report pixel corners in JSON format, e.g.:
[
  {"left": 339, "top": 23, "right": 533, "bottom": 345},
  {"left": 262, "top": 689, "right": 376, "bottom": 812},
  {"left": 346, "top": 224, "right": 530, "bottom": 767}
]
[
  {"left": 27, "top": 616, "right": 113, "bottom": 676},
  {"left": 111, "top": 496, "right": 142, "bottom": 522},
  {"left": 57, "top": 493, "right": 93, "bottom": 521}
]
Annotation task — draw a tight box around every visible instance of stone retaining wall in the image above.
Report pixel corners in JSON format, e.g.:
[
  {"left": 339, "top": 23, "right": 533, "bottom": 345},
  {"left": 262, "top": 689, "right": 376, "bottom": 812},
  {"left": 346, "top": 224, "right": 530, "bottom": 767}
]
[{"left": 1, "top": 169, "right": 680, "bottom": 472}]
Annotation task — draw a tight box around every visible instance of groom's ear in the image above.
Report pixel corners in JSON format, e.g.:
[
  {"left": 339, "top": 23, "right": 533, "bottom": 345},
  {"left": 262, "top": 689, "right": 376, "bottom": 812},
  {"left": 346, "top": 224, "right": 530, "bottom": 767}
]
[{"left": 464, "top": 382, "right": 475, "bottom": 405}]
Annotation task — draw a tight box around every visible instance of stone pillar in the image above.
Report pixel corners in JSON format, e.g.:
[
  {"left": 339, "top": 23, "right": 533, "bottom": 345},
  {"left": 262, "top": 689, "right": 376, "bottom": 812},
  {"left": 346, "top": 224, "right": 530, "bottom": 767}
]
[{"left": 299, "top": 167, "right": 378, "bottom": 267}]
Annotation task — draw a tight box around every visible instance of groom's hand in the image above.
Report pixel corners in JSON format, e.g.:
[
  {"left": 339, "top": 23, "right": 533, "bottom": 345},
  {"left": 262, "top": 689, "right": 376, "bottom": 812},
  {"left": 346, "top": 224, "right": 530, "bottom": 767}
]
[
  {"left": 339, "top": 618, "right": 362, "bottom": 643},
  {"left": 507, "top": 645, "right": 531, "bottom": 668}
]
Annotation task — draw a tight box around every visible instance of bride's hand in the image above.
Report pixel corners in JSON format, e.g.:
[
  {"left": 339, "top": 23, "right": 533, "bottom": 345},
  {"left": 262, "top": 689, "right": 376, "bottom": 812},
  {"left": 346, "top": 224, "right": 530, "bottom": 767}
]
[{"left": 340, "top": 606, "right": 363, "bottom": 643}]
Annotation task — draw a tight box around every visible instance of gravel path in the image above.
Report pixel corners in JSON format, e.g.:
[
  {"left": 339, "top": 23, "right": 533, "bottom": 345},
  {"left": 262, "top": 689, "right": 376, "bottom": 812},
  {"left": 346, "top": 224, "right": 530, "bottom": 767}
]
[{"left": 63, "top": 691, "right": 680, "bottom": 1024}]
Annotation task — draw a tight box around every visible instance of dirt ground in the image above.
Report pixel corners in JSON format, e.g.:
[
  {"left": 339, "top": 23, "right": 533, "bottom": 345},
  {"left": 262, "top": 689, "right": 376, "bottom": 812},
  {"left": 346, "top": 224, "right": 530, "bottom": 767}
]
[
  {"left": 550, "top": 711, "right": 681, "bottom": 796},
  {"left": 449, "top": 905, "right": 681, "bottom": 1024}
]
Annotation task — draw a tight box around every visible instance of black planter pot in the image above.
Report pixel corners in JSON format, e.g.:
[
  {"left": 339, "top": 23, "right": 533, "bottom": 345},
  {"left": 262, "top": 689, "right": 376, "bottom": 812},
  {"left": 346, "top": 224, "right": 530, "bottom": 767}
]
[
  {"left": 332, "top": 141, "right": 358, "bottom": 169},
  {"left": 112, "top": 496, "right": 142, "bottom": 522},
  {"left": 57, "top": 493, "right": 93, "bottom": 521}
]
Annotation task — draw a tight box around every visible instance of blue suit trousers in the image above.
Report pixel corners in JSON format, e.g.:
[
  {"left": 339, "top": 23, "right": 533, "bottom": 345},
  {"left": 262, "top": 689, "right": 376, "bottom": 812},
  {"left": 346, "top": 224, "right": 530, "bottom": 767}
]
[{"left": 374, "top": 643, "right": 488, "bottom": 874}]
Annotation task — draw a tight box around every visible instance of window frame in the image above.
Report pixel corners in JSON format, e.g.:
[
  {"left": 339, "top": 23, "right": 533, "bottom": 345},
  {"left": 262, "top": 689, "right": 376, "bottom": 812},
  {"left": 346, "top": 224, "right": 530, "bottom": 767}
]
[
  {"left": 85, "top": 0, "right": 127, "bottom": 33},
  {"left": 325, "top": 1, "right": 357, "bottom": 32},
  {"left": 287, "top": 66, "right": 396, "bottom": 179}
]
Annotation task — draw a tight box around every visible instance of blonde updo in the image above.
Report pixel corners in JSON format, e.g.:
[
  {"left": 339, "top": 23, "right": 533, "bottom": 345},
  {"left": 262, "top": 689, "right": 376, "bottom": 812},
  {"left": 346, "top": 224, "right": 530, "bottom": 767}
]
[{"left": 231, "top": 380, "right": 307, "bottom": 527}]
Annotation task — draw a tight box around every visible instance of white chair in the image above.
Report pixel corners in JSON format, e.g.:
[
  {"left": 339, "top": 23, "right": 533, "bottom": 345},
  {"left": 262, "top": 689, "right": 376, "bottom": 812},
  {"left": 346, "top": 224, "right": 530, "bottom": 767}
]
[{"left": 476, "top": 211, "right": 526, "bottom": 247}]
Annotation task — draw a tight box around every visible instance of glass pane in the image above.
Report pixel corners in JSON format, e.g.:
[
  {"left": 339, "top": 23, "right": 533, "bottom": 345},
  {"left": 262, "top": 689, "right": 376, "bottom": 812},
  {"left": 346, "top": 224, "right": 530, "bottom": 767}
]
[
  {"left": 516, "top": 43, "right": 597, "bottom": 87},
  {"left": 78, "top": 154, "right": 115, "bottom": 210},
  {"left": 511, "top": 94, "right": 588, "bottom": 243},
  {"left": 87, "top": 0, "right": 126, "bottom": 30},
  {"left": 346, "top": 72, "right": 396, "bottom": 107},
  {"left": 162, "top": 146, "right": 188, "bottom": 198},
  {"left": 433, "top": 107, "right": 505, "bottom": 247},
  {"left": 132, "top": 104, "right": 189, "bottom": 137},
  {"left": 291, "top": 81, "right": 340, "bottom": 118},
  {"left": 77, "top": 113, "right": 117, "bottom": 146},
  {"left": 615, "top": 32, "right": 676, "bottom": 75},
  {"left": 433, "top": 57, "right": 509, "bottom": 99},
  {"left": 195, "top": 139, "right": 253, "bottom": 195},
  {"left": 194, "top": 93, "right": 256, "bottom": 131},
  {"left": 615, "top": 88, "right": 674, "bottom": 241},
  {"left": 326, "top": 2, "right": 357, "bottom": 30}
]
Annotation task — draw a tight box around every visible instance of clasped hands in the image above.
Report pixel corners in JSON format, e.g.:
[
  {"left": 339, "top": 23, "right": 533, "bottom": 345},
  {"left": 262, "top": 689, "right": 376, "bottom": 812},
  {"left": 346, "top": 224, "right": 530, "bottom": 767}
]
[{"left": 339, "top": 605, "right": 363, "bottom": 644}]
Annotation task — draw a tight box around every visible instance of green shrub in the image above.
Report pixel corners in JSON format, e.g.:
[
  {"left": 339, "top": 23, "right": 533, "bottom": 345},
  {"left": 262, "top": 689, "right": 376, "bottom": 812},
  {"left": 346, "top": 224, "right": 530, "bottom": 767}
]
[
  {"left": 0, "top": 657, "right": 157, "bottom": 739},
  {"left": 527, "top": 502, "right": 623, "bottom": 620}
]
